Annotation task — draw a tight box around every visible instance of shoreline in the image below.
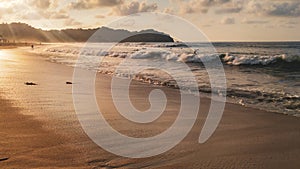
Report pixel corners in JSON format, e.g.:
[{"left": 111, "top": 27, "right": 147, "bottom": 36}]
[
  {"left": 0, "top": 43, "right": 40, "bottom": 49},
  {"left": 0, "top": 48, "right": 299, "bottom": 168},
  {"left": 36, "top": 42, "right": 299, "bottom": 117}
]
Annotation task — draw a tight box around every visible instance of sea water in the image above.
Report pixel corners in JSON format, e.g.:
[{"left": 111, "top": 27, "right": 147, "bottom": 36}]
[{"left": 30, "top": 42, "right": 300, "bottom": 116}]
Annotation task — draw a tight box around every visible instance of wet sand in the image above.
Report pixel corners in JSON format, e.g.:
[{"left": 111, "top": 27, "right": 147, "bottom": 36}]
[
  {"left": 0, "top": 95, "right": 92, "bottom": 168},
  {"left": 0, "top": 48, "right": 299, "bottom": 168}
]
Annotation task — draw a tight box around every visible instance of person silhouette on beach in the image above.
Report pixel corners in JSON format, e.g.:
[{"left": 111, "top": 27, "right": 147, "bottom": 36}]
[{"left": 31, "top": 44, "right": 34, "bottom": 50}]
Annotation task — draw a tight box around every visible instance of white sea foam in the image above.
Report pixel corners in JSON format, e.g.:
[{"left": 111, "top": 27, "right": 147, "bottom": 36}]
[
  {"left": 29, "top": 42, "right": 300, "bottom": 116},
  {"left": 223, "top": 53, "right": 300, "bottom": 65}
]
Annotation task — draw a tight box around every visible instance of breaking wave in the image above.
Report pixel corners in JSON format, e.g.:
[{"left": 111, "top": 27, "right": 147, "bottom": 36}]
[
  {"left": 43, "top": 44, "right": 300, "bottom": 68},
  {"left": 30, "top": 42, "right": 300, "bottom": 116},
  {"left": 221, "top": 53, "right": 300, "bottom": 66}
]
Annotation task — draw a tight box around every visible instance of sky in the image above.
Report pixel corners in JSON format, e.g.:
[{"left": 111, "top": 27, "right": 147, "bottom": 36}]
[{"left": 0, "top": 0, "right": 299, "bottom": 41}]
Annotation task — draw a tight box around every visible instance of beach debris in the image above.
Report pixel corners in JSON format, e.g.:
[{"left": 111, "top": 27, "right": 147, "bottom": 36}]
[
  {"left": 24, "top": 82, "right": 37, "bottom": 85},
  {"left": 239, "top": 99, "right": 245, "bottom": 106},
  {"left": 0, "top": 157, "right": 9, "bottom": 162},
  {"left": 66, "top": 81, "right": 73, "bottom": 84}
]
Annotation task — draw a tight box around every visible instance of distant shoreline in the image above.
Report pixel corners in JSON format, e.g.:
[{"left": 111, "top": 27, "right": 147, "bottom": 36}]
[{"left": 0, "top": 42, "right": 40, "bottom": 49}]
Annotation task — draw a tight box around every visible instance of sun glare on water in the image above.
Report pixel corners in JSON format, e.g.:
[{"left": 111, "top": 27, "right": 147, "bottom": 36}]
[
  {"left": 0, "top": 50, "right": 18, "bottom": 77},
  {"left": 0, "top": 50, "right": 8, "bottom": 60},
  {"left": 0, "top": 1, "right": 10, "bottom": 8},
  {"left": 0, "top": 50, "right": 7, "bottom": 74},
  {"left": 0, "top": 50, "right": 5, "bottom": 58},
  {"left": 0, "top": 50, "right": 14, "bottom": 69},
  {"left": 0, "top": 0, "right": 20, "bottom": 7}
]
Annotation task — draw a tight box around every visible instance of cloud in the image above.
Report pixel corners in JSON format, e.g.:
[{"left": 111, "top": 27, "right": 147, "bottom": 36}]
[
  {"left": 179, "top": 0, "right": 231, "bottom": 14},
  {"left": 0, "top": 1, "right": 24, "bottom": 19},
  {"left": 0, "top": 7, "right": 14, "bottom": 18},
  {"left": 64, "top": 18, "right": 82, "bottom": 26},
  {"left": 26, "top": 0, "right": 51, "bottom": 9},
  {"left": 49, "top": 0, "right": 60, "bottom": 9},
  {"left": 9, "top": 0, "right": 69, "bottom": 20},
  {"left": 215, "top": 7, "right": 242, "bottom": 14},
  {"left": 241, "top": 19, "right": 269, "bottom": 24},
  {"left": 246, "top": 0, "right": 300, "bottom": 17},
  {"left": 68, "top": 0, "right": 89, "bottom": 9},
  {"left": 163, "top": 7, "right": 174, "bottom": 14},
  {"left": 111, "top": 1, "right": 158, "bottom": 16},
  {"left": 115, "top": 18, "right": 136, "bottom": 27},
  {"left": 285, "top": 21, "right": 298, "bottom": 25},
  {"left": 49, "top": 10, "right": 69, "bottom": 19},
  {"left": 215, "top": 0, "right": 244, "bottom": 14},
  {"left": 19, "top": 11, "right": 43, "bottom": 20},
  {"left": 267, "top": 2, "right": 300, "bottom": 17},
  {"left": 18, "top": 8, "right": 69, "bottom": 20},
  {"left": 221, "top": 17, "right": 235, "bottom": 24},
  {"left": 95, "top": 14, "right": 105, "bottom": 18},
  {"left": 69, "top": 0, "right": 123, "bottom": 10},
  {"left": 202, "top": 24, "right": 212, "bottom": 27},
  {"left": 176, "top": 0, "right": 300, "bottom": 17}
]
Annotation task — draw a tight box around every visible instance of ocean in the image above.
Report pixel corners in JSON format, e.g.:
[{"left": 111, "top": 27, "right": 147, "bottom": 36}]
[{"left": 30, "top": 41, "right": 300, "bottom": 117}]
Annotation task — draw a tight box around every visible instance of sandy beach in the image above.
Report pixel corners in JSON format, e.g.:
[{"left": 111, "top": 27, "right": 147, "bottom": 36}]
[{"left": 0, "top": 48, "right": 299, "bottom": 169}]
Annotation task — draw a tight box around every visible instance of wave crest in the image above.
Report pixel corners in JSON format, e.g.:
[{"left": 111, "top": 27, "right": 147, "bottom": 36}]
[{"left": 222, "top": 53, "right": 300, "bottom": 66}]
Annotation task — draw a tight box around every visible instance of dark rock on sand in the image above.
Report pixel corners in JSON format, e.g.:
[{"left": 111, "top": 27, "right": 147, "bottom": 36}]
[
  {"left": 165, "top": 43, "right": 188, "bottom": 48},
  {"left": 66, "top": 82, "right": 72, "bottom": 84},
  {"left": 219, "top": 53, "right": 226, "bottom": 58},
  {"left": 24, "top": 82, "right": 37, "bottom": 85},
  {"left": 0, "top": 157, "right": 9, "bottom": 162}
]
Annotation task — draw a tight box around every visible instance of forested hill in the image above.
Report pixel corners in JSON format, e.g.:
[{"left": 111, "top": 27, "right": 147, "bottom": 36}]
[{"left": 0, "top": 23, "right": 174, "bottom": 43}]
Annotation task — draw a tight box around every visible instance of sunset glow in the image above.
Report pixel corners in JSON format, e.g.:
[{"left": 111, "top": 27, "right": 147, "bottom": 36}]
[{"left": 0, "top": 0, "right": 299, "bottom": 41}]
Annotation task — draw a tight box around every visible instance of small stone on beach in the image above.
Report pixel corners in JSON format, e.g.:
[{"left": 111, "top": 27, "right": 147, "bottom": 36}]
[
  {"left": 24, "top": 82, "right": 37, "bottom": 85},
  {"left": 66, "top": 82, "right": 72, "bottom": 84},
  {"left": 0, "top": 157, "right": 9, "bottom": 162}
]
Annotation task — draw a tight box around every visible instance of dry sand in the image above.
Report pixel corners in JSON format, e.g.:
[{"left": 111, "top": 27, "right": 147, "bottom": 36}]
[{"left": 0, "top": 48, "right": 299, "bottom": 169}]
